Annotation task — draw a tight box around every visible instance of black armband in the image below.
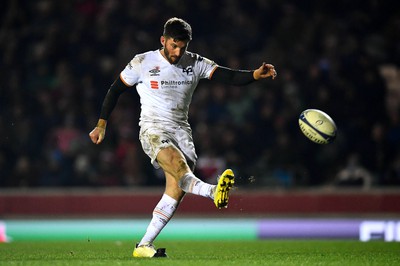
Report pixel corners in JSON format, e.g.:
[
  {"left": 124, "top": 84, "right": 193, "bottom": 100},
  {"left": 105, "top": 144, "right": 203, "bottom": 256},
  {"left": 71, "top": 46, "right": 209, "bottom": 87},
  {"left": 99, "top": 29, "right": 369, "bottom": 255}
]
[
  {"left": 99, "top": 76, "right": 129, "bottom": 120},
  {"left": 211, "top": 66, "right": 255, "bottom": 86}
]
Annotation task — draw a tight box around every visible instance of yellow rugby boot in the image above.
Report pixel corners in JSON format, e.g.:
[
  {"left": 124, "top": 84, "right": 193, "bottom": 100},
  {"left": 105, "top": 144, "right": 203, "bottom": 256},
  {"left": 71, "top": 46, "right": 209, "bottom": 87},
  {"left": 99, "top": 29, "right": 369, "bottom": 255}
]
[
  {"left": 132, "top": 243, "right": 167, "bottom": 258},
  {"left": 214, "top": 169, "right": 235, "bottom": 209},
  {"left": 132, "top": 243, "right": 156, "bottom": 258}
]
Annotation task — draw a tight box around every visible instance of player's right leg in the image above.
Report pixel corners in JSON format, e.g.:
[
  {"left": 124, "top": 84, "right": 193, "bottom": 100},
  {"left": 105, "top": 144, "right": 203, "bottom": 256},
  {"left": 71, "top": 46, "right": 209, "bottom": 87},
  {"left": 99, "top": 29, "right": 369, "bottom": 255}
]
[
  {"left": 133, "top": 171, "right": 185, "bottom": 258},
  {"left": 133, "top": 187, "right": 183, "bottom": 258}
]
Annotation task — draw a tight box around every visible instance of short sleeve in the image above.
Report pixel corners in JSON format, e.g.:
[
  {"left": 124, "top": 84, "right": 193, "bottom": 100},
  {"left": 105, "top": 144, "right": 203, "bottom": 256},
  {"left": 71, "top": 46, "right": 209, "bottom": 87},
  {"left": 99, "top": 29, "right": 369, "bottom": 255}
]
[
  {"left": 120, "top": 55, "right": 143, "bottom": 86},
  {"left": 195, "top": 55, "right": 218, "bottom": 80}
]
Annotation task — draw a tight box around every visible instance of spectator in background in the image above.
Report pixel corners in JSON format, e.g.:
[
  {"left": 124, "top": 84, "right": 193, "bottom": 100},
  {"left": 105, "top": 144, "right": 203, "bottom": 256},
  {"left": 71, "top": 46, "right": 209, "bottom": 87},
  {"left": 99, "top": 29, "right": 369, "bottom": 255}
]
[
  {"left": 335, "top": 153, "right": 373, "bottom": 190},
  {"left": 0, "top": 0, "right": 398, "bottom": 189}
]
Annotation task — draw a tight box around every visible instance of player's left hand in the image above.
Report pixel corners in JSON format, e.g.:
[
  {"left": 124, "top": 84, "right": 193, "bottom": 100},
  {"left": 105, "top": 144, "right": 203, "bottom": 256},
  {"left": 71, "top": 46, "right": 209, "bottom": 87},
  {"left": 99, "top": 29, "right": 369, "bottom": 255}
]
[{"left": 253, "top": 63, "right": 277, "bottom": 80}]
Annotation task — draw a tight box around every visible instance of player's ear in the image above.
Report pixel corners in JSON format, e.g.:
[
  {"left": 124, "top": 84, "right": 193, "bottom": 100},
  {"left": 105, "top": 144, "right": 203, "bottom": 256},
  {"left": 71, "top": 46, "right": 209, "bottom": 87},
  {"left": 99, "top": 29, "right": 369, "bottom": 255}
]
[{"left": 160, "top": 36, "right": 165, "bottom": 47}]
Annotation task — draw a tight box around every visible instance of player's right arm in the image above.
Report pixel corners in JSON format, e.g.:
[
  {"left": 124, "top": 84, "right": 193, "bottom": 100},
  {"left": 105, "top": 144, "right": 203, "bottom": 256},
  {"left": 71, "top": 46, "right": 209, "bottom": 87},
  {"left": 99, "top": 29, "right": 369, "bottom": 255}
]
[{"left": 89, "top": 76, "right": 130, "bottom": 144}]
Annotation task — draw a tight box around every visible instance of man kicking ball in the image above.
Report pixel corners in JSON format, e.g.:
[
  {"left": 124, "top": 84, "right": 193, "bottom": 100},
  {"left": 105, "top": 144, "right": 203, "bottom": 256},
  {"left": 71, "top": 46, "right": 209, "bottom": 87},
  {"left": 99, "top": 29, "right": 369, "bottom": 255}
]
[{"left": 89, "top": 17, "right": 277, "bottom": 258}]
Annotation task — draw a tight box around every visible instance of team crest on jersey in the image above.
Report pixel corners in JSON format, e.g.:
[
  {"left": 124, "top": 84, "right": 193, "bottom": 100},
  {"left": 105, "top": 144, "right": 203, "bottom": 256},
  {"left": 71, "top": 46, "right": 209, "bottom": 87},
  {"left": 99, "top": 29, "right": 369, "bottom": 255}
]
[
  {"left": 149, "top": 66, "right": 160, "bottom": 76},
  {"left": 182, "top": 66, "right": 193, "bottom": 76}
]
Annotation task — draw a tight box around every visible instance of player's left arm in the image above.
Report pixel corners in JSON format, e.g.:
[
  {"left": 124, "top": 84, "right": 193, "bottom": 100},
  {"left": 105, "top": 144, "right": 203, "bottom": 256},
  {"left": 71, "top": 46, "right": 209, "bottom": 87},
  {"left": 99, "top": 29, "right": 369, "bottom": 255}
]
[{"left": 211, "top": 62, "right": 277, "bottom": 85}]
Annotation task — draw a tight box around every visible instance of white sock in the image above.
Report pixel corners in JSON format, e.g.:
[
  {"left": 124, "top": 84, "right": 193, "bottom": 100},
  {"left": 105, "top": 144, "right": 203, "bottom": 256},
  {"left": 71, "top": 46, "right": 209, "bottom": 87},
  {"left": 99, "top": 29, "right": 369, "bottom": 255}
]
[
  {"left": 138, "top": 194, "right": 178, "bottom": 246},
  {"left": 178, "top": 173, "right": 215, "bottom": 199}
]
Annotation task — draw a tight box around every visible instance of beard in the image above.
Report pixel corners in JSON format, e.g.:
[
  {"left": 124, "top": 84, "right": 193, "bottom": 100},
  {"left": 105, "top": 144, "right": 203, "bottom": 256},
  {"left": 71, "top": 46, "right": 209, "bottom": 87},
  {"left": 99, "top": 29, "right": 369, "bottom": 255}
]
[{"left": 163, "top": 48, "right": 181, "bottom": 64}]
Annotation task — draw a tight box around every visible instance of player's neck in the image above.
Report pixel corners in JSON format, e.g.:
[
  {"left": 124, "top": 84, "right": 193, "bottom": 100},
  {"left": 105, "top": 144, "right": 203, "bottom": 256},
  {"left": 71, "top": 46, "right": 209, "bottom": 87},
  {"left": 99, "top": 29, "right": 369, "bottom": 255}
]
[{"left": 159, "top": 49, "right": 167, "bottom": 61}]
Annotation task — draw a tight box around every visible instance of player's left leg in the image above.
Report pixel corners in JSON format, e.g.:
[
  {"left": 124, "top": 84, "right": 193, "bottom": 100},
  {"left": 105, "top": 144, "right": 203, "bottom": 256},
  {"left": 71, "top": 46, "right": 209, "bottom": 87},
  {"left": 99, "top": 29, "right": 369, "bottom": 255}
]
[
  {"left": 213, "top": 169, "right": 235, "bottom": 209},
  {"left": 157, "top": 146, "right": 217, "bottom": 198}
]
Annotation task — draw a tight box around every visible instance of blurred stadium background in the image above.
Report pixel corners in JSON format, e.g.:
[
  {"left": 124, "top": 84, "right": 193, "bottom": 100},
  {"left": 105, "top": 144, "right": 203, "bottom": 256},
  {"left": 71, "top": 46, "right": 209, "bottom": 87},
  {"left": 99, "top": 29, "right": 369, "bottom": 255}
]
[{"left": 0, "top": 0, "right": 399, "bottom": 242}]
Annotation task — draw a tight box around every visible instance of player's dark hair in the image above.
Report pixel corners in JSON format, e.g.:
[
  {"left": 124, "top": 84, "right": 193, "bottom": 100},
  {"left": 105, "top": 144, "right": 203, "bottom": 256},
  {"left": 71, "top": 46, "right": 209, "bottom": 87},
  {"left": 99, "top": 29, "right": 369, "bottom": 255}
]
[{"left": 163, "top": 17, "right": 192, "bottom": 41}]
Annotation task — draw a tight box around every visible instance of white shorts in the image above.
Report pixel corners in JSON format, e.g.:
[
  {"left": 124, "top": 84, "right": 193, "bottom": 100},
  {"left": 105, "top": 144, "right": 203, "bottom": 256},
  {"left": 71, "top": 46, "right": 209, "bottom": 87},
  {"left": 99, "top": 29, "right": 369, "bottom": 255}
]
[{"left": 139, "top": 124, "right": 197, "bottom": 170}]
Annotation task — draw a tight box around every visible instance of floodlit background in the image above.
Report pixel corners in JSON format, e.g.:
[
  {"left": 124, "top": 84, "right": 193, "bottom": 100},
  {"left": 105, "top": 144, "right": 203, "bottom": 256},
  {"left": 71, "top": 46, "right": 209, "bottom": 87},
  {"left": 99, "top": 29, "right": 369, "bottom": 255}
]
[
  {"left": 1, "top": 0, "right": 399, "bottom": 189},
  {"left": 0, "top": 0, "right": 399, "bottom": 243}
]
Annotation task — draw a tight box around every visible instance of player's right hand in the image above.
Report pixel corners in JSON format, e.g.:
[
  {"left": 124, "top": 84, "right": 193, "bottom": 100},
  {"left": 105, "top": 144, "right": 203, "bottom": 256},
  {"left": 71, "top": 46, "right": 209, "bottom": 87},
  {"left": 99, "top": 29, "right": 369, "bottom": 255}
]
[{"left": 89, "top": 126, "right": 106, "bottom": 144}]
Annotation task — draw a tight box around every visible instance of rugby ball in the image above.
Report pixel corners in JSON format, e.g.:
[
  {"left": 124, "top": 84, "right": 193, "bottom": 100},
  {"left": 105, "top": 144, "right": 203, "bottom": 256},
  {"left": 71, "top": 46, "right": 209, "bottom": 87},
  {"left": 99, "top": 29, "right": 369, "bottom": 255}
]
[{"left": 298, "top": 109, "right": 337, "bottom": 144}]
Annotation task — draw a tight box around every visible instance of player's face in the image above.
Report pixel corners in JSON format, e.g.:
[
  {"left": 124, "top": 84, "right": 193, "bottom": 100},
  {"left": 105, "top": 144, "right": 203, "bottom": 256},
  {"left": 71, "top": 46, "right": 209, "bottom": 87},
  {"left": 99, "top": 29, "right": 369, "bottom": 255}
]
[{"left": 161, "top": 36, "right": 188, "bottom": 64}]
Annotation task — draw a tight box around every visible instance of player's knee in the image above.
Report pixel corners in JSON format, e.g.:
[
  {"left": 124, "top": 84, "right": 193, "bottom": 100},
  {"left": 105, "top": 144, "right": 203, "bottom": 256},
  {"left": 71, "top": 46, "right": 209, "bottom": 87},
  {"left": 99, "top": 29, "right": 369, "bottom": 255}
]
[
  {"left": 174, "top": 157, "right": 189, "bottom": 177},
  {"left": 158, "top": 147, "right": 190, "bottom": 178}
]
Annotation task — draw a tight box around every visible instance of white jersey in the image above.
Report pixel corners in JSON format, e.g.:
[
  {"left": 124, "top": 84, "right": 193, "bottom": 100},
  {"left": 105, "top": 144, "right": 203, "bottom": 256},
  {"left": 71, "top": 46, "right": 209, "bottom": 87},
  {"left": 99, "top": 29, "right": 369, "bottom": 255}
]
[{"left": 120, "top": 49, "right": 218, "bottom": 127}]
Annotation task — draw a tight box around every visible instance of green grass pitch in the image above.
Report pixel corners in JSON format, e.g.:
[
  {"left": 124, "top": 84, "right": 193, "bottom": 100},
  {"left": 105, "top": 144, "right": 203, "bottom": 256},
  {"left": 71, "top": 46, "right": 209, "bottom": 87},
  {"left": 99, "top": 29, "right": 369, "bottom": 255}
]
[{"left": 1, "top": 240, "right": 399, "bottom": 265}]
